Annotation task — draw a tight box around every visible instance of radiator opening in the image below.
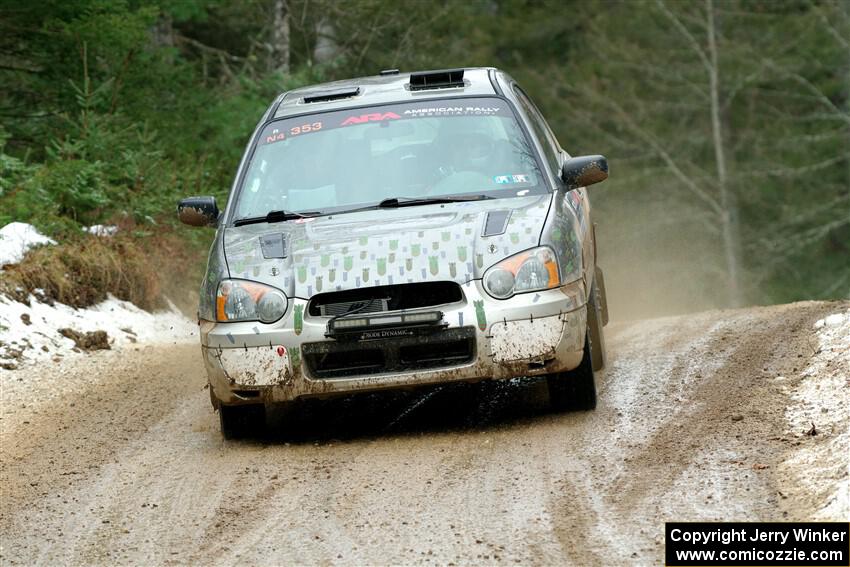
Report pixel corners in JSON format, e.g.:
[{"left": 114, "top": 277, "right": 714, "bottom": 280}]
[{"left": 309, "top": 281, "right": 463, "bottom": 317}]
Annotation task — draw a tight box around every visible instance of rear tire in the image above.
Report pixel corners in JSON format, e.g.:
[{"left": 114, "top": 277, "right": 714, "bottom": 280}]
[
  {"left": 218, "top": 404, "right": 265, "bottom": 440},
  {"left": 547, "top": 332, "right": 597, "bottom": 411}
]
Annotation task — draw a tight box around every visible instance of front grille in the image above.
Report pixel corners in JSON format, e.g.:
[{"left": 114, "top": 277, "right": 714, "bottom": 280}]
[
  {"left": 319, "top": 298, "right": 388, "bottom": 317},
  {"left": 302, "top": 327, "right": 476, "bottom": 379},
  {"left": 308, "top": 281, "right": 463, "bottom": 317}
]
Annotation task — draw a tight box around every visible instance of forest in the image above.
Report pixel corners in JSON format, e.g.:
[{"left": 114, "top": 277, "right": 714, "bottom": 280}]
[{"left": 1, "top": 0, "right": 848, "bottom": 317}]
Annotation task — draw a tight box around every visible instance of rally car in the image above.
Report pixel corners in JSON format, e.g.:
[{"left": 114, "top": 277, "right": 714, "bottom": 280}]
[{"left": 178, "top": 67, "right": 610, "bottom": 438}]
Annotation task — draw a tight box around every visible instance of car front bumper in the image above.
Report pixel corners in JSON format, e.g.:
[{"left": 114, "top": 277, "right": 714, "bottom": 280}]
[{"left": 200, "top": 280, "right": 588, "bottom": 405}]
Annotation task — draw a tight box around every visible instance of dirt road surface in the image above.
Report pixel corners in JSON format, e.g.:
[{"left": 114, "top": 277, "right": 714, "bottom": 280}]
[{"left": 1, "top": 301, "right": 848, "bottom": 565}]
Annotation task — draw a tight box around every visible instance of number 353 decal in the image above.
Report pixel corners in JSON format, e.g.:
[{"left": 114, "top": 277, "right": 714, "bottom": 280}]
[
  {"left": 290, "top": 122, "right": 322, "bottom": 136},
  {"left": 262, "top": 121, "right": 323, "bottom": 145}
]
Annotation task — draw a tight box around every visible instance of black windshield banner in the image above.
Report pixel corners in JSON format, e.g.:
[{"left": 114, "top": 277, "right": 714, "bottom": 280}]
[{"left": 259, "top": 97, "right": 512, "bottom": 145}]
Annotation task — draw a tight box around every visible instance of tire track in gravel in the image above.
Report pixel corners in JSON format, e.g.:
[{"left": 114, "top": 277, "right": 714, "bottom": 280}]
[{"left": 609, "top": 303, "right": 827, "bottom": 520}]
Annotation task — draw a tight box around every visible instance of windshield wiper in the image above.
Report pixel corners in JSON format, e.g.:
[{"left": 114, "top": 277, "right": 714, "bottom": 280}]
[
  {"left": 376, "top": 195, "right": 494, "bottom": 208},
  {"left": 324, "top": 195, "right": 494, "bottom": 217},
  {"left": 233, "top": 209, "right": 322, "bottom": 227}
]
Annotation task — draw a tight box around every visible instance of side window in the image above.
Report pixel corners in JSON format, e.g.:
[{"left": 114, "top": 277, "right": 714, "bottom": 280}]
[{"left": 513, "top": 86, "right": 562, "bottom": 174}]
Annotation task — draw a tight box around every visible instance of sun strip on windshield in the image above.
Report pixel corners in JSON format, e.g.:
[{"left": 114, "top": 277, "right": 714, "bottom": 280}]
[{"left": 258, "top": 99, "right": 513, "bottom": 146}]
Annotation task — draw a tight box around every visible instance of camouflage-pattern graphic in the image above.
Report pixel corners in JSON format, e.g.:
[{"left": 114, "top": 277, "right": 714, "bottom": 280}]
[
  {"left": 293, "top": 304, "right": 303, "bottom": 335},
  {"left": 457, "top": 246, "right": 468, "bottom": 262},
  {"left": 542, "top": 189, "right": 588, "bottom": 285},
  {"left": 289, "top": 345, "right": 301, "bottom": 369},
  {"left": 473, "top": 300, "right": 487, "bottom": 331},
  {"left": 198, "top": 233, "right": 228, "bottom": 321},
  {"left": 222, "top": 194, "right": 552, "bottom": 299}
]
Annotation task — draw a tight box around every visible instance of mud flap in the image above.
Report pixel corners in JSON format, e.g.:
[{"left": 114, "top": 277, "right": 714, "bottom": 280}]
[
  {"left": 588, "top": 277, "right": 607, "bottom": 372},
  {"left": 595, "top": 265, "right": 609, "bottom": 327}
]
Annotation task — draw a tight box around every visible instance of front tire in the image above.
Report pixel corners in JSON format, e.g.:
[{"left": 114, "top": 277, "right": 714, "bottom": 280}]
[
  {"left": 218, "top": 404, "right": 265, "bottom": 439},
  {"left": 547, "top": 332, "right": 597, "bottom": 411}
]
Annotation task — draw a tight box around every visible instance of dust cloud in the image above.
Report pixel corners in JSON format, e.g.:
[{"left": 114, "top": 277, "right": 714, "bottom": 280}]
[{"left": 594, "top": 189, "right": 727, "bottom": 321}]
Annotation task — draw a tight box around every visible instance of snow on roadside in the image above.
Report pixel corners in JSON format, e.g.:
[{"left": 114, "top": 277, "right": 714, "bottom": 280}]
[
  {"left": 0, "top": 222, "right": 55, "bottom": 267},
  {"left": 782, "top": 308, "right": 850, "bottom": 520},
  {"left": 0, "top": 293, "right": 196, "bottom": 371}
]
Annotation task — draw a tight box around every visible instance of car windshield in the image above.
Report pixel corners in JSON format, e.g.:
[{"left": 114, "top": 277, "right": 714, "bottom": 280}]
[{"left": 233, "top": 97, "right": 546, "bottom": 221}]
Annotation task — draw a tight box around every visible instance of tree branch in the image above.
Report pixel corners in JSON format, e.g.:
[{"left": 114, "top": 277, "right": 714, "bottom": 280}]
[
  {"left": 655, "top": 0, "right": 712, "bottom": 73},
  {"left": 576, "top": 85, "right": 724, "bottom": 217}
]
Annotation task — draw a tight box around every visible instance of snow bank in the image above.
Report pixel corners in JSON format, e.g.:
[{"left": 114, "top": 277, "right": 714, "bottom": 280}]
[
  {"left": 782, "top": 308, "right": 850, "bottom": 520},
  {"left": 0, "top": 293, "right": 196, "bottom": 371},
  {"left": 0, "top": 222, "right": 55, "bottom": 267}
]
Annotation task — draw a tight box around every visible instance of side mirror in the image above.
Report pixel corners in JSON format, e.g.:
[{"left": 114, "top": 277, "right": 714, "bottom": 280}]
[
  {"left": 178, "top": 196, "right": 219, "bottom": 227},
  {"left": 561, "top": 155, "right": 608, "bottom": 189}
]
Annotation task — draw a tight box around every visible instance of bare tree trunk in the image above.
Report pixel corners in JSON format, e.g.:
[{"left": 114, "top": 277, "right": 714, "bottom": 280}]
[
  {"left": 272, "top": 0, "right": 290, "bottom": 74},
  {"left": 706, "top": 0, "right": 742, "bottom": 306},
  {"left": 151, "top": 12, "right": 174, "bottom": 49},
  {"left": 313, "top": 19, "right": 338, "bottom": 64}
]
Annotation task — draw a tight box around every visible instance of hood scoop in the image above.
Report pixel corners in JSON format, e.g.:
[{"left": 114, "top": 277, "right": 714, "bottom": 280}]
[
  {"left": 482, "top": 210, "right": 512, "bottom": 236},
  {"left": 259, "top": 233, "right": 288, "bottom": 259}
]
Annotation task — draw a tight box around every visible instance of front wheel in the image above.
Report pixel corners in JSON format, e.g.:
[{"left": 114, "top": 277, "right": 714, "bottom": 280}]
[
  {"left": 218, "top": 404, "right": 265, "bottom": 440},
  {"left": 547, "top": 332, "right": 597, "bottom": 411}
]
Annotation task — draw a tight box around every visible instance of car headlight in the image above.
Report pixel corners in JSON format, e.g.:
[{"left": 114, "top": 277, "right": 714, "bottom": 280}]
[
  {"left": 483, "top": 246, "right": 560, "bottom": 299},
  {"left": 216, "top": 279, "right": 288, "bottom": 323}
]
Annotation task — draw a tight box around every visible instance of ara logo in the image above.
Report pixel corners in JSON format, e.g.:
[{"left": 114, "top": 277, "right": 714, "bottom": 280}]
[{"left": 341, "top": 112, "right": 401, "bottom": 126}]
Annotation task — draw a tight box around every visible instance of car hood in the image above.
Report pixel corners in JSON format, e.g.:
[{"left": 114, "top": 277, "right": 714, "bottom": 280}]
[{"left": 223, "top": 194, "right": 552, "bottom": 299}]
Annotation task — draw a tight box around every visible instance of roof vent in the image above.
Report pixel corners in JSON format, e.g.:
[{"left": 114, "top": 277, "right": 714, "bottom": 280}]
[
  {"left": 409, "top": 68, "right": 465, "bottom": 91},
  {"left": 379, "top": 69, "right": 400, "bottom": 76},
  {"left": 302, "top": 86, "right": 360, "bottom": 104}
]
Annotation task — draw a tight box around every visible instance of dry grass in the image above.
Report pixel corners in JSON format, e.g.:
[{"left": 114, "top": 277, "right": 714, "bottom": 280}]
[{"left": 0, "top": 230, "right": 208, "bottom": 313}]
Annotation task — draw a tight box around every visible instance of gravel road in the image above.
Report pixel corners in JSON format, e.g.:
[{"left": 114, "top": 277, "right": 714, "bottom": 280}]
[{"left": 1, "top": 300, "right": 847, "bottom": 565}]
